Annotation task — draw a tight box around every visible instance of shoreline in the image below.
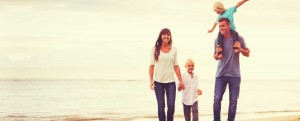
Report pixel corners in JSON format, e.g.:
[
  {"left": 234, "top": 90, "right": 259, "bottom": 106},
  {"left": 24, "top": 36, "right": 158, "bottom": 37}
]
[
  {"left": 241, "top": 115, "right": 300, "bottom": 121},
  {"left": 1, "top": 114, "right": 299, "bottom": 121},
  {"left": 59, "top": 114, "right": 300, "bottom": 121}
]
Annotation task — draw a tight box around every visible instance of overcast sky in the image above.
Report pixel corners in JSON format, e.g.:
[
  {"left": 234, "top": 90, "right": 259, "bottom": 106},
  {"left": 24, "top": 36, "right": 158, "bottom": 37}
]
[{"left": 0, "top": 0, "right": 299, "bottom": 80}]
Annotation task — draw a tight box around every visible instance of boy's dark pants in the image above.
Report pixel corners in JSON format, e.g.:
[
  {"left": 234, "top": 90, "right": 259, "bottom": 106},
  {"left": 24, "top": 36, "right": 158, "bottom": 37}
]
[{"left": 183, "top": 101, "right": 199, "bottom": 121}]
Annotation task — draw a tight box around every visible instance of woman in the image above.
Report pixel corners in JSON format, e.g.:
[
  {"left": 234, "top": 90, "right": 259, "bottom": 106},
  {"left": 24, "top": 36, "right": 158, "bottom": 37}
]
[{"left": 149, "top": 28, "right": 185, "bottom": 121}]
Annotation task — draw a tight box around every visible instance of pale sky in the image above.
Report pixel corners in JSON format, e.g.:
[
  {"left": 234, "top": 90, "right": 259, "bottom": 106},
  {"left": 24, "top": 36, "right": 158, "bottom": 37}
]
[{"left": 0, "top": 0, "right": 299, "bottom": 80}]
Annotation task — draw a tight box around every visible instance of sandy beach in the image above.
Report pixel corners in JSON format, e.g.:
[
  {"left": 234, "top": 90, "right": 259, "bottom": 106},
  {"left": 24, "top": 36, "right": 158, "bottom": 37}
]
[
  {"left": 56, "top": 115, "right": 300, "bottom": 121},
  {"left": 59, "top": 115, "right": 300, "bottom": 121},
  {"left": 78, "top": 115, "right": 300, "bottom": 121},
  {"left": 32, "top": 115, "right": 300, "bottom": 121},
  {"left": 2, "top": 115, "right": 299, "bottom": 121},
  {"left": 241, "top": 115, "right": 300, "bottom": 121}
]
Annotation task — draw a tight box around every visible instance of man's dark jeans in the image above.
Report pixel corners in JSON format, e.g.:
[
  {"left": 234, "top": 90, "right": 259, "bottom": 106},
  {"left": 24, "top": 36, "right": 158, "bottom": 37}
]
[{"left": 213, "top": 76, "right": 241, "bottom": 121}]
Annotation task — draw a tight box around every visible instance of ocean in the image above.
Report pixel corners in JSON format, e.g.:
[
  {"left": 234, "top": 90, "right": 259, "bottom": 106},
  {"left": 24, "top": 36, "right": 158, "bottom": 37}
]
[{"left": 0, "top": 78, "right": 299, "bottom": 121}]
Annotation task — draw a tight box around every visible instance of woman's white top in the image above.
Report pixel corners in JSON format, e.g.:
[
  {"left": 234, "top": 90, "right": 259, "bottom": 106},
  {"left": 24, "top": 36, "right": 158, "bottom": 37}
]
[
  {"left": 150, "top": 46, "right": 178, "bottom": 83},
  {"left": 181, "top": 72, "right": 199, "bottom": 105}
]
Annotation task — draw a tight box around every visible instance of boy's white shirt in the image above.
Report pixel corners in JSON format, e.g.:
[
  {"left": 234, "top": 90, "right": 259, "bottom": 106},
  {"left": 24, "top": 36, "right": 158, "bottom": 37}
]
[{"left": 181, "top": 72, "right": 199, "bottom": 105}]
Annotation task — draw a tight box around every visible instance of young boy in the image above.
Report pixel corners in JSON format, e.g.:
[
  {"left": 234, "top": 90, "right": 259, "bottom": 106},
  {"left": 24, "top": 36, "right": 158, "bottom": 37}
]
[
  {"left": 179, "top": 58, "right": 202, "bottom": 121},
  {"left": 208, "top": 0, "right": 249, "bottom": 56}
]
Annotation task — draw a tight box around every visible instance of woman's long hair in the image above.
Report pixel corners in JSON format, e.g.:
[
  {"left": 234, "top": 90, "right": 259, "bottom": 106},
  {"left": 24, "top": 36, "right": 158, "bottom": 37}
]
[{"left": 154, "top": 28, "right": 172, "bottom": 62}]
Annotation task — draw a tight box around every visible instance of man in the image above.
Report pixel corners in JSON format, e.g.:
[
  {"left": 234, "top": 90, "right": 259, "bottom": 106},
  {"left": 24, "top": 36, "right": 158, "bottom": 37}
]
[{"left": 213, "top": 18, "right": 250, "bottom": 121}]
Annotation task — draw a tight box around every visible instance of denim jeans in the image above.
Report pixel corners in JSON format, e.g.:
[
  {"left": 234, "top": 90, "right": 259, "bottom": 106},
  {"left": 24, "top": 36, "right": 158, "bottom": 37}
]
[
  {"left": 154, "top": 81, "right": 176, "bottom": 121},
  {"left": 213, "top": 76, "right": 241, "bottom": 121},
  {"left": 183, "top": 101, "right": 199, "bottom": 121}
]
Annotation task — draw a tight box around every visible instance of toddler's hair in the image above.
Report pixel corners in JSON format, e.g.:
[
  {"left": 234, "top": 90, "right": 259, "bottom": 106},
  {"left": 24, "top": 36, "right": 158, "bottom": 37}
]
[
  {"left": 214, "top": 2, "right": 225, "bottom": 11},
  {"left": 185, "top": 58, "right": 195, "bottom": 67}
]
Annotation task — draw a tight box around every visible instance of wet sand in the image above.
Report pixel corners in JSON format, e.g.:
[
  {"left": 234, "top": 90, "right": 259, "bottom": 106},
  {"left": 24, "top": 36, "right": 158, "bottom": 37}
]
[
  {"left": 1, "top": 115, "right": 299, "bottom": 121},
  {"left": 241, "top": 115, "right": 300, "bottom": 121}
]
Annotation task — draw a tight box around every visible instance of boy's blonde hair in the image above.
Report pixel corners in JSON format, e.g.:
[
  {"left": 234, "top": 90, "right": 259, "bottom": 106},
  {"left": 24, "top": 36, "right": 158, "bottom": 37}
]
[
  {"left": 214, "top": 2, "right": 225, "bottom": 11},
  {"left": 185, "top": 58, "right": 195, "bottom": 67}
]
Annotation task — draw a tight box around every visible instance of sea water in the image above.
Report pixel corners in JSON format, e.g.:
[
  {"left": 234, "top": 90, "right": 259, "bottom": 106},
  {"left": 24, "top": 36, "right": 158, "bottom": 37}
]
[{"left": 0, "top": 78, "right": 299, "bottom": 121}]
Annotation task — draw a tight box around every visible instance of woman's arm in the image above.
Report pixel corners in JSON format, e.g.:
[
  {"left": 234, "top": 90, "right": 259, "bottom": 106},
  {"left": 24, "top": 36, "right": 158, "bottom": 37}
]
[
  {"left": 149, "top": 65, "right": 155, "bottom": 90},
  {"left": 174, "top": 65, "right": 185, "bottom": 90},
  {"left": 174, "top": 65, "right": 182, "bottom": 83}
]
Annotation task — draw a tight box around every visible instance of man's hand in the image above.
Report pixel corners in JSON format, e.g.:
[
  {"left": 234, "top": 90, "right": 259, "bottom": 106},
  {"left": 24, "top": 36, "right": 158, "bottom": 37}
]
[
  {"left": 234, "top": 41, "right": 241, "bottom": 50},
  {"left": 217, "top": 54, "right": 223, "bottom": 59},
  {"left": 216, "top": 45, "right": 223, "bottom": 53},
  {"left": 214, "top": 45, "right": 223, "bottom": 59}
]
